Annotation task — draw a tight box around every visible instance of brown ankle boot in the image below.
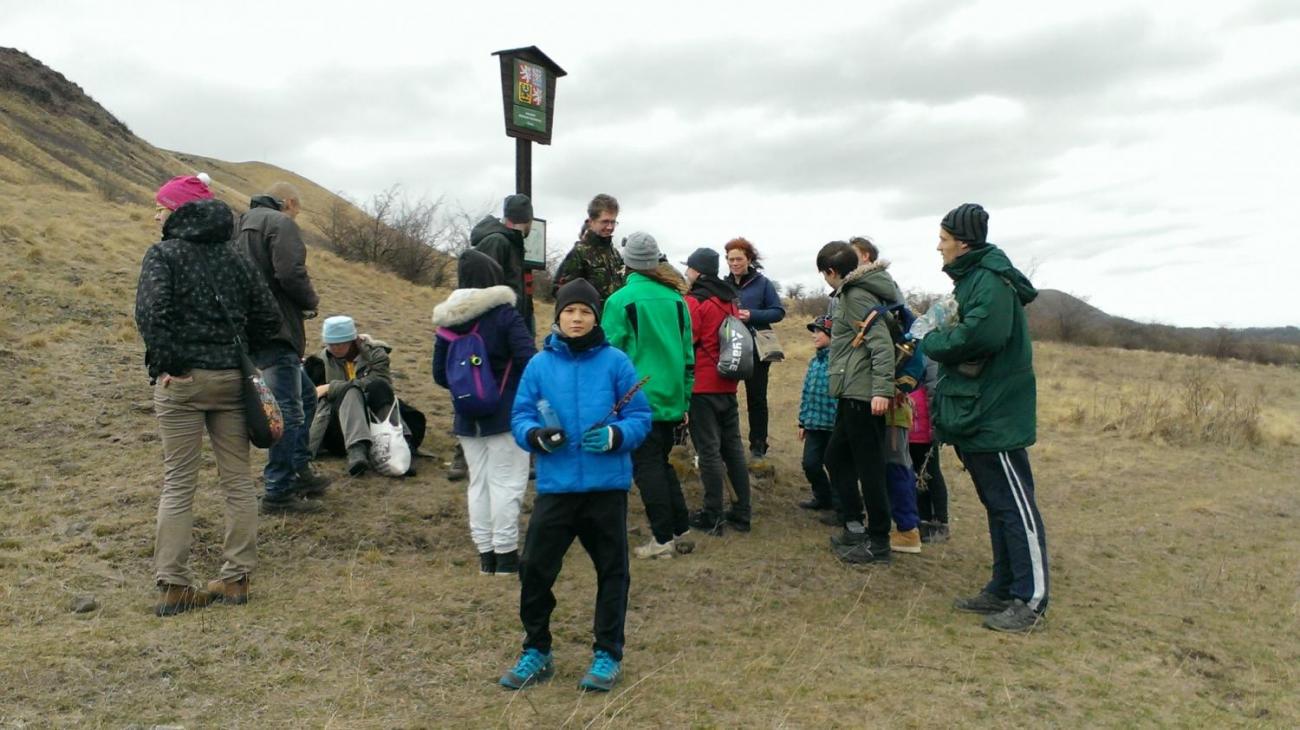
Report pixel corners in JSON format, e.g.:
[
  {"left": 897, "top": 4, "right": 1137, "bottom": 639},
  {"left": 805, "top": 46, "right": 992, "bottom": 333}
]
[
  {"left": 155, "top": 584, "right": 213, "bottom": 617},
  {"left": 206, "top": 576, "right": 250, "bottom": 605}
]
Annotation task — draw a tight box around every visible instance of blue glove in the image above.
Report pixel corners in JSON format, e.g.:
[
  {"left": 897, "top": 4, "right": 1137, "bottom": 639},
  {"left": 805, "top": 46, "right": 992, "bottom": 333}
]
[{"left": 581, "top": 426, "right": 622, "bottom": 453}]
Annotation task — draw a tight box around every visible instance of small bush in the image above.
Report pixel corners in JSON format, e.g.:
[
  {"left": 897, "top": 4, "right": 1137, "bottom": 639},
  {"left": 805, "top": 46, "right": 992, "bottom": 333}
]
[{"left": 1073, "top": 368, "right": 1263, "bottom": 447}]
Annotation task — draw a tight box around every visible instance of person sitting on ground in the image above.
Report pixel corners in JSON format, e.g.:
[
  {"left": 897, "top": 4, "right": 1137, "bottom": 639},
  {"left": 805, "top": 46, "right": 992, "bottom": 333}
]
[
  {"left": 135, "top": 174, "right": 281, "bottom": 616},
  {"left": 681, "top": 248, "right": 753, "bottom": 536},
  {"left": 796, "top": 315, "right": 838, "bottom": 519},
  {"left": 307, "top": 315, "right": 403, "bottom": 477},
  {"left": 501, "top": 278, "right": 651, "bottom": 694},
  {"left": 433, "top": 249, "right": 536, "bottom": 576},
  {"left": 601, "top": 232, "right": 696, "bottom": 560}
]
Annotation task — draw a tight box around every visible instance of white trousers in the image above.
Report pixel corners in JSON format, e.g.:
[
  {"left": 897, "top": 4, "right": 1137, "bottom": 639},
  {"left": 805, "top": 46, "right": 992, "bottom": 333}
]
[{"left": 460, "top": 432, "right": 530, "bottom": 553}]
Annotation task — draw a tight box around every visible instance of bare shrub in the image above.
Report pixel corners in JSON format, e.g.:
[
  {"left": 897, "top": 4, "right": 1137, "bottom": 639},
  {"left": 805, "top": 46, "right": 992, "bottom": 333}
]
[
  {"left": 323, "top": 186, "right": 482, "bottom": 288},
  {"left": 1075, "top": 366, "right": 1262, "bottom": 447}
]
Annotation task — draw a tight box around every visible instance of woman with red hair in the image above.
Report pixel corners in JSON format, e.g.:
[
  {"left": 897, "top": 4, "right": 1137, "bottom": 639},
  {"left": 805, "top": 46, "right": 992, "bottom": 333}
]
[{"left": 724, "top": 238, "right": 785, "bottom": 460}]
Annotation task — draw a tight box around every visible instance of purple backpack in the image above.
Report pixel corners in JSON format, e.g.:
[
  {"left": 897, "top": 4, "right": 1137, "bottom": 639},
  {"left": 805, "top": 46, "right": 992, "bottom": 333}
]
[{"left": 437, "top": 322, "right": 511, "bottom": 418}]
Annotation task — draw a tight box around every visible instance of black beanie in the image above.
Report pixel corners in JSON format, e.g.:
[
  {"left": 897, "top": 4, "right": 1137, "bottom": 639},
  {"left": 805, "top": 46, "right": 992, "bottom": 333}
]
[
  {"left": 457, "top": 249, "right": 505, "bottom": 289},
  {"left": 503, "top": 194, "right": 533, "bottom": 224},
  {"left": 554, "top": 278, "right": 603, "bottom": 321},
  {"left": 941, "top": 203, "right": 989, "bottom": 247}
]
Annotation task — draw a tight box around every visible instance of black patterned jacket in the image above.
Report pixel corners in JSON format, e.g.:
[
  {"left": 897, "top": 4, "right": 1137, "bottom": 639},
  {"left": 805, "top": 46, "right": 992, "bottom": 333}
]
[{"left": 134, "top": 199, "right": 282, "bottom": 381}]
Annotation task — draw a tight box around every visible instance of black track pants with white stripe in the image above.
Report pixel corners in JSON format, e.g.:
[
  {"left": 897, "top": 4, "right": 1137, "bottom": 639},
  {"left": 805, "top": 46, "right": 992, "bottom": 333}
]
[{"left": 956, "top": 448, "right": 1050, "bottom": 614}]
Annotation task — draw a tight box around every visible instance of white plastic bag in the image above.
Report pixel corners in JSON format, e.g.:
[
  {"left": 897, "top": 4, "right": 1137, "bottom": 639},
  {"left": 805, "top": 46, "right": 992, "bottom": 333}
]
[{"left": 368, "top": 400, "right": 411, "bottom": 477}]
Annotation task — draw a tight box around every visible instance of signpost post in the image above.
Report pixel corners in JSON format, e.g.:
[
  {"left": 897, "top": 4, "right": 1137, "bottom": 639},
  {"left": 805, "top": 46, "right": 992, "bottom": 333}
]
[{"left": 492, "top": 46, "right": 566, "bottom": 285}]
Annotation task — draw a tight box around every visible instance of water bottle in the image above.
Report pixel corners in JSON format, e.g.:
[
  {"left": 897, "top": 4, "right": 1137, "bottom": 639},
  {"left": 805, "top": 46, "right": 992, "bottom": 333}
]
[{"left": 537, "top": 399, "right": 561, "bottom": 429}]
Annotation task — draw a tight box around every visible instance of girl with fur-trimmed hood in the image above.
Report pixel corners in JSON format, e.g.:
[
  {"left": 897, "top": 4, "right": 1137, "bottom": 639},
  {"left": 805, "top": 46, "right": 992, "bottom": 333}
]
[{"left": 433, "top": 249, "right": 537, "bottom": 576}]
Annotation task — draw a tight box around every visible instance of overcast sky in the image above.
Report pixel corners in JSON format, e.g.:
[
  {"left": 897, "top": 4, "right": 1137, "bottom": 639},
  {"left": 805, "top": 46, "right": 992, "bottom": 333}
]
[{"left": 4, "top": 0, "right": 1297, "bottom": 327}]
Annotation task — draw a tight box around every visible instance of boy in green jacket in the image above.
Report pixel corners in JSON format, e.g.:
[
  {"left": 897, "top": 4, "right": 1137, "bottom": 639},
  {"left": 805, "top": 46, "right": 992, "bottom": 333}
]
[{"left": 918, "top": 203, "right": 1049, "bottom": 633}]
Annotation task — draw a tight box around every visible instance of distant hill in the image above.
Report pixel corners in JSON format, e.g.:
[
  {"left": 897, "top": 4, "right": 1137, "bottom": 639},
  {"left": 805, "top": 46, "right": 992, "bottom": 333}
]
[{"left": 0, "top": 46, "right": 356, "bottom": 242}]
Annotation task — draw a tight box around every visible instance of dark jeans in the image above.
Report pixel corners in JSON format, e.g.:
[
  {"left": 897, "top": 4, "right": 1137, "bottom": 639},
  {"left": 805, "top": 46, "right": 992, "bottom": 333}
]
[
  {"left": 886, "top": 463, "right": 920, "bottom": 532},
  {"left": 743, "top": 361, "right": 771, "bottom": 455},
  {"left": 256, "top": 346, "right": 315, "bottom": 497},
  {"left": 688, "top": 393, "right": 751, "bottom": 519},
  {"left": 911, "top": 442, "right": 948, "bottom": 523},
  {"left": 633, "top": 421, "right": 690, "bottom": 543},
  {"left": 519, "top": 490, "right": 630, "bottom": 661},
  {"left": 825, "top": 398, "right": 891, "bottom": 539},
  {"left": 957, "top": 448, "right": 1049, "bottom": 613},
  {"left": 801, "top": 428, "right": 834, "bottom": 508}
]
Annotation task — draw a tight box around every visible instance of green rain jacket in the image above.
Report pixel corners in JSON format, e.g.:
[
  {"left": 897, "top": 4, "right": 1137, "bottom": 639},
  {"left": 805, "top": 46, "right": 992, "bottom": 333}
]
[
  {"left": 921, "top": 244, "right": 1038, "bottom": 452},
  {"left": 601, "top": 271, "right": 694, "bottom": 422}
]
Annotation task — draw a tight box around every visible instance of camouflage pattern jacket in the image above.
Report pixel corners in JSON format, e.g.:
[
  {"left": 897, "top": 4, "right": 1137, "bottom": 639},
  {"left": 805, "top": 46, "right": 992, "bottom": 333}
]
[{"left": 553, "top": 231, "right": 625, "bottom": 300}]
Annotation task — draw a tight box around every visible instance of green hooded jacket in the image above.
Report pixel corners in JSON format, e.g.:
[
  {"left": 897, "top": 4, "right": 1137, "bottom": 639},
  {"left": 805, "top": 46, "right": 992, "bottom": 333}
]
[
  {"left": 827, "top": 261, "right": 900, "bottom": 402},
  {"left": 601, "top": 271, "right": 695, "bottom": 422},
  {"left": 920, "top": 245, "right": 1038, "bottom": 452}
]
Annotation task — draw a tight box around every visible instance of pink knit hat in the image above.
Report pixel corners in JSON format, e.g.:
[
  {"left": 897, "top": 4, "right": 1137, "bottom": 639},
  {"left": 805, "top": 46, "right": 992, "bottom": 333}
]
[{"left": 155, "top": 174, "right": 213, "bottom": 211}]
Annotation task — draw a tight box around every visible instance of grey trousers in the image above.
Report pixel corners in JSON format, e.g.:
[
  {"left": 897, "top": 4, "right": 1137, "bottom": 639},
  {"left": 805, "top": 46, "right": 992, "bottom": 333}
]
[
  {"left": 308, "top": 386, "right": 372, "bottom": 457},
  {"left": 152, "top": 368, "right": 257, "bottom": 586}
]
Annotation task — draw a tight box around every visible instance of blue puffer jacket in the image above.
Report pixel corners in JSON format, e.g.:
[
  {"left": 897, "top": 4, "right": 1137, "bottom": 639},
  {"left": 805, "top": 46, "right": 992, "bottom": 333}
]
[{"left": 511, "top": 331, "right": 652, "bottom": 494}]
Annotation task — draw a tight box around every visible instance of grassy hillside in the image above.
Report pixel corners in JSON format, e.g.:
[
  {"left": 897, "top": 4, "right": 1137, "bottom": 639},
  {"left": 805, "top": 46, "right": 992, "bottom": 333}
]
[{"left": 2, "top": 48, "right": 1299, "bottom": 727}]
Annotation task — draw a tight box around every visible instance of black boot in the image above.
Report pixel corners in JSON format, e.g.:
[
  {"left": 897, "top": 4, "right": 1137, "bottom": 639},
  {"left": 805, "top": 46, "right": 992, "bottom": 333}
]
[
  {"left": 495, "top": 550, "right": 519, "bottom": 575},
  {"left": 479, "top": 551, "right": 496, "bottom": 576}
]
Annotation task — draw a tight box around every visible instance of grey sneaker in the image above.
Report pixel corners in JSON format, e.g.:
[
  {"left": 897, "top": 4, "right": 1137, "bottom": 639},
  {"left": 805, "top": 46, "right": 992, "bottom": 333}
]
[
  {"left": 446, "top": 443, "right": 468, "bottom": 481},
  {"left": 983, "top": 599, "right": 1043, "bottom": 633},
  {"left": 953, "top": 591, "right": 1013, "bottom": 615}
]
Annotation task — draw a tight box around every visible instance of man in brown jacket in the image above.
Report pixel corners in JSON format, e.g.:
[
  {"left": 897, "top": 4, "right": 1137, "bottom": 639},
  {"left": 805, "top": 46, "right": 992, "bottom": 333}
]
[{"left": 237, "top": 182, "right": 327, "bottom": 512}]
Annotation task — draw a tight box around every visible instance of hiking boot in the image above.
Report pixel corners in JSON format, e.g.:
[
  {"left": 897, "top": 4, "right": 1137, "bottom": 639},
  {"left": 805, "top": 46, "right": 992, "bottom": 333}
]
[
  {"left": 447, "top": 443, "right": 468, "bottom": 481},
  {"left": 688, "top": 510, "right": 725, "bottom": 536},
  {"left": 347, "top": 441, "right": 371, "bottom": 476},
  {"left": 724, "top": 509, "right": 751, "bottom": 533},
  {"left": 206, "top": 576, "right": 250, "bottom": 605},
  {"left": 890, "top": 527, "right": 922, "bottom": 554},
  {"left": 921, "top": 521, "right": 951, "bottom": 544},
  {"left": 499, "top": 648, "right": 553, "bottom": 690},
  {"left": 261, "top": 492, "right": 325, "bottom": 515},
  {"left": 983, "top": 599, "right": 1044, "bottom": 633},
  {"left": 834, "top": 541, "right": 891, "bottom": 565},
  {"left": 155, "top": 584, "right": 213, "bottom": 617},
  {"left": 953, "top": 591, "right": 1013, "bottom": 615},
  {"left": 748, "top": 449, "right": 766, "bottom": 463},
  {"left": 494, "top": 550, "right": 519, "bottom": 576},
  {"left": 479, "top": 551, "right": 496, "bottom": 576},
  {"left": 579, "top": 650, "right": 622, "bottom": 692},
  {"left": 673, "top": 530, "right": 695, "bottom": 555},
  {"left": 798, "top": 498, "right": 830, "bottom": 511},
  {"left": 291, "top": 466, "right": 332, "bottom": 498},
  {"left": 829, "top": 527, "right": 868, "bottom": 548},
  {"left": 817, "top": 510, "right": 841, "bottom": 527},
  {"left": 634, "top": 538, "right": 675, "bottom": 560}
]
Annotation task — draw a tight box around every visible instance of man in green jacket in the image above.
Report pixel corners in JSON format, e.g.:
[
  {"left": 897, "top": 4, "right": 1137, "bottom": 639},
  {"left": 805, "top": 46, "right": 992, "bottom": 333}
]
[
  {"left": 817, "top": 241, "right": 899, "bottom": 565},
  {"left": 553, "top": 194, "right": 625, "bottom": 299},
  {"left": 919, "top": 203, "right": 1049, "bottom": 633},
  {"left": 602, "top": 232, "right": 695, "bottom": 559},
  {"left": 307, "top": 315, "right": 401, "bottom": 477}
]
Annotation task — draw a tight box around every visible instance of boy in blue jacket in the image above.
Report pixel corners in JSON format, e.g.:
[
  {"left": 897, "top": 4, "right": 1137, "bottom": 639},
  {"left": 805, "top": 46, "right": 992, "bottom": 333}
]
[{"left": 501, "top": 279, "right": 652, "bottom": 693}]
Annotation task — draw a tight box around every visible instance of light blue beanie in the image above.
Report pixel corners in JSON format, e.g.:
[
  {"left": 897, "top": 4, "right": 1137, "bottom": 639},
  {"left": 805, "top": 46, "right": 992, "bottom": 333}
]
[{"left": 321, "top": 315, "right": 358, "bottom": 344}]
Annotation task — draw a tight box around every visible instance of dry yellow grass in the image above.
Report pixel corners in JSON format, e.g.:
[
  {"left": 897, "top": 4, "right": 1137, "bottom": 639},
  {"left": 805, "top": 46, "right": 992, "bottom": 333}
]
[{"left": 2, "top": 136, "right": 1298, "bottom": 725}]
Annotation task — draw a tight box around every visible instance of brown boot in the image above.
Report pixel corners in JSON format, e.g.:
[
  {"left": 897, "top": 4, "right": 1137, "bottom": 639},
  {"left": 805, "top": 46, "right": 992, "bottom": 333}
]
[
  {"left": 206, "top": 576, "right": 250, "bottom": 605},
  {"left": 155, "top": 584, "right": 213, "bottom": 617}
]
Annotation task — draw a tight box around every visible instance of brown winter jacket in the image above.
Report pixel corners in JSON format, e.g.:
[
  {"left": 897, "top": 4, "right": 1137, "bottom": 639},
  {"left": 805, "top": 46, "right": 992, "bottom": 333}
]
[{"left": 238, "top": 206, "right": 320, "bottom": 356}]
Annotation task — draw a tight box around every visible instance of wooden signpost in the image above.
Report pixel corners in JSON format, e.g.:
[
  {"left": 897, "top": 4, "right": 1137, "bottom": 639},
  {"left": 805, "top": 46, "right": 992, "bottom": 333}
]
[{"left": 492, "top": 45, "right": 566, "bottom": 272}]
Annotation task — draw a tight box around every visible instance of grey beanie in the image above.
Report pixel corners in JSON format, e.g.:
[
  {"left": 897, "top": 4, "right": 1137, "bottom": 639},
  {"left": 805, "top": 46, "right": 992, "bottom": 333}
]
[
  {"left": 503, "top": 194, "right": 533, "bottom": 224},
  {"left": 621, "top": 231, "right": 660, "bottom": 271}
]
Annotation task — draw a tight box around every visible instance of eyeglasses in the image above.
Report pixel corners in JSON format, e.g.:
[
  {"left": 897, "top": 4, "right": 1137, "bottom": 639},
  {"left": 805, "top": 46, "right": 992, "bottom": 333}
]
[{"left": 593, "top": 218, "right": 618, "bottom": 229}]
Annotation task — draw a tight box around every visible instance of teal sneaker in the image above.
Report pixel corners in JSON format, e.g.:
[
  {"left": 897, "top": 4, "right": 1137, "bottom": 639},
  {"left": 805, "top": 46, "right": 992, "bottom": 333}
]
[
  {"left": 578, "top": 650, "right": 622, "bottom": 692},
  {"left": 499, "top": 648, "right": 553, "bottom": 690}
]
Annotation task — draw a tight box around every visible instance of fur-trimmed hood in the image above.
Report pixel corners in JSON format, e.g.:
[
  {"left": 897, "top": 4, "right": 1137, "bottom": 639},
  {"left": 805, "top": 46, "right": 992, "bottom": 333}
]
[
  {"left": 431, "top": 285, "right": 517, "bottom": 327},
  {"left": 838, "top": 259, "right": 902, "bottom": 303}
]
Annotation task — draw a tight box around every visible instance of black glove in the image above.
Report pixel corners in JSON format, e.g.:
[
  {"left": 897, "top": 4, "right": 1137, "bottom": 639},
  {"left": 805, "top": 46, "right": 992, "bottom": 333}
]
[{"left": 527, "top": 427, "right": 567, "bottom": 453}]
